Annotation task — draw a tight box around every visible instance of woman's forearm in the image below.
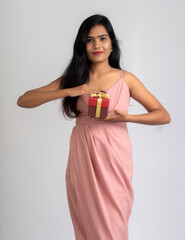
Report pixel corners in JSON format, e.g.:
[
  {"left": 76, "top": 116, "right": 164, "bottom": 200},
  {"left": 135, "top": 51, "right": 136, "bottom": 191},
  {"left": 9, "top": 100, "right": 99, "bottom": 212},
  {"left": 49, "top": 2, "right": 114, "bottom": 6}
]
[
  {"left": 128, "top": 109, "right": 171, "bottom": 125},
  {"left": 17, "top": 89, "right": 69, "bottom": 108}
]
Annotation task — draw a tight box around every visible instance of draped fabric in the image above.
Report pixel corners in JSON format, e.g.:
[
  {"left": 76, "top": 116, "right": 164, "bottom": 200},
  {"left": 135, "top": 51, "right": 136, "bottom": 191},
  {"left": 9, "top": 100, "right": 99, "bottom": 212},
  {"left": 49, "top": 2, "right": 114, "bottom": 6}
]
[{"left": 65, "top": 70, "right": 134, "bottom": 240}]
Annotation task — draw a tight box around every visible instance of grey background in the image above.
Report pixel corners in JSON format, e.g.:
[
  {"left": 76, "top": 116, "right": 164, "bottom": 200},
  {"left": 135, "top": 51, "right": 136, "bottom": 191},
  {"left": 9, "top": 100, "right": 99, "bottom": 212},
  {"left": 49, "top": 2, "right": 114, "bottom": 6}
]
[{"left": 1, "top": 0, "right": 185, "bottom": 239}]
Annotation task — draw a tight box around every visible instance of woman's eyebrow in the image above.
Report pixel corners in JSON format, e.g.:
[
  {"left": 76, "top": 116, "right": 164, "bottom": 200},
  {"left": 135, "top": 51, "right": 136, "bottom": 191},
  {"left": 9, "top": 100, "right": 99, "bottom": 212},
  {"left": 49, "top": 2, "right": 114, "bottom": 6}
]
[{"left": 87, "top": 34, "right": 108, "bottom": 39}]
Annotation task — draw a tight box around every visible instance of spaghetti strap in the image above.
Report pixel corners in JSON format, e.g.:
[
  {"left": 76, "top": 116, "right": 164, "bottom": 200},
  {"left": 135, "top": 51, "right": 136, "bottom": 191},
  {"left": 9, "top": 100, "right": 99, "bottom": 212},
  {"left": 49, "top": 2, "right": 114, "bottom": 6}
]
[{"left": 120, "top": 69, "right": 123, "bottom": 79}]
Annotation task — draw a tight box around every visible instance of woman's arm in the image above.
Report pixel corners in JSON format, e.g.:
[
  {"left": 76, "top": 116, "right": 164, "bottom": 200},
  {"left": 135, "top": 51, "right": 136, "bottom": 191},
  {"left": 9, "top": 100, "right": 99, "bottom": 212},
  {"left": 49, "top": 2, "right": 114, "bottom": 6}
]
[
  {"left": 17, "top": 77, "right": 101, "bottom": 108},
  {"left": 104, "top": 71, "right": 171, "bottom": 125},
  {"left": 17, "top": 77, "right": 66, "bottom": 108},
  {"left": 126, "top": 72, "right": 171, "bottom": 125}
]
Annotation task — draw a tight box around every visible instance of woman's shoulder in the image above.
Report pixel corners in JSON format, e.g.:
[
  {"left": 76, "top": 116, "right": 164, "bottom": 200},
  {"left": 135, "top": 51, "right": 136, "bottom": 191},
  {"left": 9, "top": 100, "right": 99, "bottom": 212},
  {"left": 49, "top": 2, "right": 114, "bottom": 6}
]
[
  {"left": 112, "top": 68, "right": 136, "bottom": 79},
  {"left": 108, "top": 68, "right": 133, "bottom": 92},
  {"left": 122, "top": 69, "right": 142, "bottom": 91}
]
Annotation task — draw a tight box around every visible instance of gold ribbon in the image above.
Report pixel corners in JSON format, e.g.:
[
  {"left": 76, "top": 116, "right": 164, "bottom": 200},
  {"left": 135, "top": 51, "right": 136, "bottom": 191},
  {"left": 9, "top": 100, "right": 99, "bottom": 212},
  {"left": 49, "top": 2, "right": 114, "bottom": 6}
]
[{"left": 90, "top": 93, "right": 110, "bottom": 118}]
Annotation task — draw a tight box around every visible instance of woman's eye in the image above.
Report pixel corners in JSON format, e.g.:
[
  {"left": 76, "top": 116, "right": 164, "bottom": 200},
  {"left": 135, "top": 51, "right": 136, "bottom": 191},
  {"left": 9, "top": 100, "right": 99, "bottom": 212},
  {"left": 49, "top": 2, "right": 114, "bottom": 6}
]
[
  {"left": 86, "top": 37, "right": 106, "bottom": 43},
  {"left": 86, "top": 39, "right": 92, "bottom": 43}
]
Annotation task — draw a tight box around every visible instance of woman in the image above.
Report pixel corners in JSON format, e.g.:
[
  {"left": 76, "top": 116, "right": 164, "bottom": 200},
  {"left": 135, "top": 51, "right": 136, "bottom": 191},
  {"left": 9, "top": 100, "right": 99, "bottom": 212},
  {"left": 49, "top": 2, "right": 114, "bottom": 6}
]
[{"left": 17, "top": 14, "right": 170, "bottom": 240}]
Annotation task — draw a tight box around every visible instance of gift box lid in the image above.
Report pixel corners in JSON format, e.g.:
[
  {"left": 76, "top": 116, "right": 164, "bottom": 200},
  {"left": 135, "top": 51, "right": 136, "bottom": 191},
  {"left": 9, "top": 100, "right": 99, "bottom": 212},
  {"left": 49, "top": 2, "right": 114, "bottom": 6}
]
[{"left": 88, "top": 97, "right": 109, "bottom": 108}]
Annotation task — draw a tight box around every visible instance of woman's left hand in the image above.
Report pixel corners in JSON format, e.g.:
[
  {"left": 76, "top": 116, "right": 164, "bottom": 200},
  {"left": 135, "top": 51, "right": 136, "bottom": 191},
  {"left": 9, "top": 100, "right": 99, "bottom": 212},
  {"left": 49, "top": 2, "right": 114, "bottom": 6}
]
[{"left": 103, "top": 109, "right": 129, "bottom": 122}]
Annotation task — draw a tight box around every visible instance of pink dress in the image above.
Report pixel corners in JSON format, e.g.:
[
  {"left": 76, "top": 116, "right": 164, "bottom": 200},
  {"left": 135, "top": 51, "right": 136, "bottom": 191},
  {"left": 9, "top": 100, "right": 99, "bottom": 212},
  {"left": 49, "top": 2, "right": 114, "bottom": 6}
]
[{"left": 65, "top": 70, "right": 134, "bottom": 240}]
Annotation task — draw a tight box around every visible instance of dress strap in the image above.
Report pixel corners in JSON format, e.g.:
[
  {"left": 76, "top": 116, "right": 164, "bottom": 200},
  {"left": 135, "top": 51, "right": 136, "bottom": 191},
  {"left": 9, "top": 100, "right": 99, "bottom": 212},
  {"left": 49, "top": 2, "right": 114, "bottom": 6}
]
[{"left": 120, "top": 69, "right": 123, "bottom": 79}]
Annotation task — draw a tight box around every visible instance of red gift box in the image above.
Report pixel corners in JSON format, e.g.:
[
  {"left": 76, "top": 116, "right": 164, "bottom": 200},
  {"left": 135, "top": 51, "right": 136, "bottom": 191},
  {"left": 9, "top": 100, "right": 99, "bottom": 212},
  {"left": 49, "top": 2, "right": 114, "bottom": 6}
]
[{"left": 88, "top": 92, "right": 110, "bottom": 119}]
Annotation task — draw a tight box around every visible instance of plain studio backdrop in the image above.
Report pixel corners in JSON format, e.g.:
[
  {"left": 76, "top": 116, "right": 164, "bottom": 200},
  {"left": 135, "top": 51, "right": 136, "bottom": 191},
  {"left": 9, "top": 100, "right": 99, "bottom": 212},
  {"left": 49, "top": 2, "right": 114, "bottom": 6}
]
[{"left": 1, "top": 0, "right": 185, "bottom": 239}]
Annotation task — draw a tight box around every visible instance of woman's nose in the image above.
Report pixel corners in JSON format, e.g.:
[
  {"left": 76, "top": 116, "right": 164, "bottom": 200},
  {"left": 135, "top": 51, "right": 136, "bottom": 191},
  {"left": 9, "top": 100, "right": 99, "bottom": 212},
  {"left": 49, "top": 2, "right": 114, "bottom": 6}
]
[{"left": 93, "top": 39, "right": 100, "bottom": 48}]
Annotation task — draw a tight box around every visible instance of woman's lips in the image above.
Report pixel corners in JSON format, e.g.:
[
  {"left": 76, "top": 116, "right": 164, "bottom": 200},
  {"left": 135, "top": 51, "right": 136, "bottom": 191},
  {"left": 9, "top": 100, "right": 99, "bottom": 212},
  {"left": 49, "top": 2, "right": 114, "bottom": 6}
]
[{"left": 93, "top": 52, "right": 103, "bottom": 55}]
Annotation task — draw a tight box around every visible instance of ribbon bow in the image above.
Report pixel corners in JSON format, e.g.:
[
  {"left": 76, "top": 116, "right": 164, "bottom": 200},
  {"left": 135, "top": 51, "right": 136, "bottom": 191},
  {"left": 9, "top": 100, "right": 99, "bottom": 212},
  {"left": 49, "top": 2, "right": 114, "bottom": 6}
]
[{"left": 90, "top": 92, "right": 110, "bottom": 99}]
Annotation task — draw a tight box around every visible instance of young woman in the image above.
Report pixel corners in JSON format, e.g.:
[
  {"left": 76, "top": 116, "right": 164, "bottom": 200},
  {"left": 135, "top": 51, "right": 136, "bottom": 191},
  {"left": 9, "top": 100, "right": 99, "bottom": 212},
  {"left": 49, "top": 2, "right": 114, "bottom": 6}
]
[{"left": 17, "top": 14, "right": 170, "bottom": 240}]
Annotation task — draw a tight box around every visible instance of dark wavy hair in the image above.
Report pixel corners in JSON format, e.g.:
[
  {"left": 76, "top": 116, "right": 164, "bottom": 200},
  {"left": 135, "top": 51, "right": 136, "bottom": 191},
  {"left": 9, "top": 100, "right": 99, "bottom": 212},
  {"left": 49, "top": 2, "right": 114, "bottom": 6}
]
[{"left": 60, "top": 14, "right": 122, "bottom": 119}]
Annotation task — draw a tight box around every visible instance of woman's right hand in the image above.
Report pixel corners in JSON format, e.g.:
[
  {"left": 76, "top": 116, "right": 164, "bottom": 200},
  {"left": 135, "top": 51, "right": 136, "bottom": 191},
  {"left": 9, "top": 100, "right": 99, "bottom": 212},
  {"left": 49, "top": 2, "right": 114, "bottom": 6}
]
[
  {"left": 67, "top": 83, "right": 101, "bottom": 97},
  {"left": 17, "top": 78, "right": 101, "bottom": 108}
]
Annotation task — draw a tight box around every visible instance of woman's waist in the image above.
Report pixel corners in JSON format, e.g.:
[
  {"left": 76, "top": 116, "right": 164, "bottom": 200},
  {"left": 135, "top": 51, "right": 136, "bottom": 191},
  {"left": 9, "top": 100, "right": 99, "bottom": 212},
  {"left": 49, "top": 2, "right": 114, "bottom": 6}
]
[{"left": 75, "top": 115, "right": 128, "bottom": 127}]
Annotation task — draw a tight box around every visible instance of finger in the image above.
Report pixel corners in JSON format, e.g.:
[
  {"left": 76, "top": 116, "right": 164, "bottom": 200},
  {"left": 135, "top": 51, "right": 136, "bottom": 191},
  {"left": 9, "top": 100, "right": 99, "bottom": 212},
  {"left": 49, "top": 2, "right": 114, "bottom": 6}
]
[
  {"left": 88, "top": 86, "right": 100, "bottom": 92},
  {"left": 103, "top": 115, "right": 111, "bottom": 121},
  {"left": 92, "top": 87, "right": 101, "bottom": 92},
  {"left": 104, "top": 114, "right": 115, "bottom": 121},
  {"left": 114, "top": 109, "right": 120, "bottom": 114},
  {"left": 114, "top": 109, "right": 122, "bottom": 115},
  {"left": 92, "top": 90, "right": 102, "bottom": 94}
]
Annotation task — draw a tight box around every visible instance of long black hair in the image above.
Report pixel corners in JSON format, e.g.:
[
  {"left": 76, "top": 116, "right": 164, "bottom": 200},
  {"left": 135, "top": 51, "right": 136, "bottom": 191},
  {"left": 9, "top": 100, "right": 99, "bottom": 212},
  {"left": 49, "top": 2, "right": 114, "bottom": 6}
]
[{"left": 60, "top": 14, "right": 122, "bottom": 119}]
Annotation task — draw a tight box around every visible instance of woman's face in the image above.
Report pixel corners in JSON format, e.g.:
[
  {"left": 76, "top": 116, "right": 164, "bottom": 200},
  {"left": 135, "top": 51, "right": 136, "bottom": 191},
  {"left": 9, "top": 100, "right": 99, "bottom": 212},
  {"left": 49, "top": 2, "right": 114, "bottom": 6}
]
[{"left": 85, "top": 24, "right": 113, "bottom": 63}]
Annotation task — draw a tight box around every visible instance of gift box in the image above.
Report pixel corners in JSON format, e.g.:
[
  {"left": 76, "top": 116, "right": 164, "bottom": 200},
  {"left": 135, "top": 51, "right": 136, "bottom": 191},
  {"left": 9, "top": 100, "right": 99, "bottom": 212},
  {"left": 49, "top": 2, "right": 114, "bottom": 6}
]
[{"left": 88, "top": 92, "right": 110, "bottom": 119}]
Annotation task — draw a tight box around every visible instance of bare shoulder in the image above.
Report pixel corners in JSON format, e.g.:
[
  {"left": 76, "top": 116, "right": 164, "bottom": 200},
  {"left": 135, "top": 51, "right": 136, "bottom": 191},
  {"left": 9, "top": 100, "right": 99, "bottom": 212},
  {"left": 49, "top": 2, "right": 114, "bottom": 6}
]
[
  {"left": 122, "top": 70, "right": 152, "bottom": 99},
  {"left": 111, "top": 68, "right": 141, "bottom": 90},
  {"left": 122, "top": 70, "right": 143, "bottom": 91},
  {"left": 121, "top": 69, "right": 171, "bottom": 117}
]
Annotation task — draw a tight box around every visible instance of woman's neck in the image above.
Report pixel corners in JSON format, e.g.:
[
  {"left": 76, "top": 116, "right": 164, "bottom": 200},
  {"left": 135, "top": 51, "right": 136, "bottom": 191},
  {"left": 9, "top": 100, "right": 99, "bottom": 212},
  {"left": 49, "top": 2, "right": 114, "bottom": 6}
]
[{"left": 89, "top": 62, "right": 113, "bottom": 77}]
